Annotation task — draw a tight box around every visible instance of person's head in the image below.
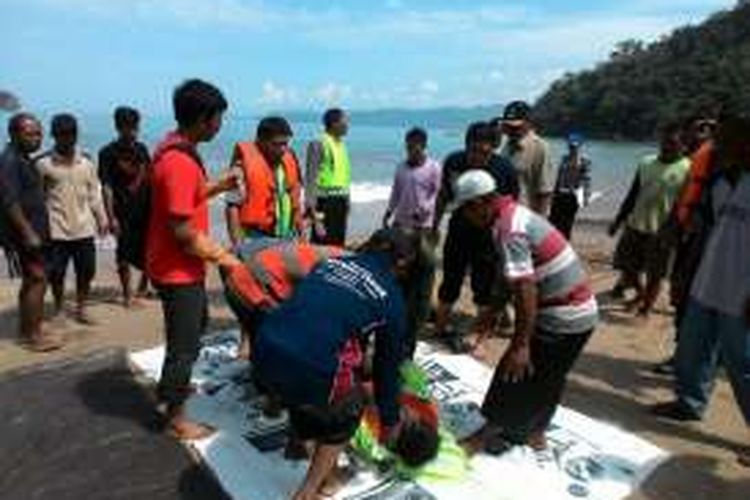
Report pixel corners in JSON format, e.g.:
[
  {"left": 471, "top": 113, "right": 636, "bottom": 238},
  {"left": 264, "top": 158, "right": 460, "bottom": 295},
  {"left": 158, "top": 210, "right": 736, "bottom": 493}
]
[
  {"left": 323, "top": 108, "right": 348, "bottom": 138},
  {"left": 714, "top": 113, "right": 750, "bottom": 172},
  {"left": 501, "top": 100, "right": 532, "bottom": 141},
  {"left": 113, "top": 106, "right": 141, "bottom": 143},
  {"left": 391, "top": 415, "right": 440, "bottom": 468},
  {"left": 359, "top": 228, "right": 418, "bottom": 280},
  {"left": 404, "top": 127, "right": 428, "bottom": 166},
  {"left": 454, "top": 169, "right": 498, "bottom": 229},
  {"left": 256, "top": 116, "right": 293, "bottom": 164},
  {"left": 567, "top": 132, "right": 584, "bottom": 154},
  {"left": 464, "top": 121, "right": 495, "bottom": 168},
  {"left": 7, "top": 112, "right": 42, "bottom": 155},
  {"left": 657, "top": 122, "right": 685, "bottom": 162},
  {"left": 173, "top": 79, "right": 228, "bottom": 143},
  {"left": 682, "top": 113, "right": 716, "bottom": 153},
  {"left": 50, "top": 113, "right": 78, "bottom": 156}
]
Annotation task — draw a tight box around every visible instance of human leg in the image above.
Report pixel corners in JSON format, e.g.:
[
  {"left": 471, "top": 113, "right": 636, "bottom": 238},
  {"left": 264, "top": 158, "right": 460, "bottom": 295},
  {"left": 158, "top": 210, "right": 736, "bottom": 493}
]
[{"left": 72, "top": 238, "right": 97, "bottom": 324}]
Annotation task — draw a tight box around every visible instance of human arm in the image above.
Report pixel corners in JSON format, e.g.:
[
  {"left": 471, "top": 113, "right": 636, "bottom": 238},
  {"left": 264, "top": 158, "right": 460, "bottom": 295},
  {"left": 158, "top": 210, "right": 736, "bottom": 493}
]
[
  {"left": 497, "top": 234, "right": 538, "bottom": 382},
  {"left": 87, "top": 159, "right": 109, "bottom": 235},
  {"left": 225, "top": 204, "right": 244, "bottom": 249},
  {"left": 431, "top": 155, "right": 454, "bottom": 232},
  {"left": 373, "top": 294, "right": 406, "bottom": 431},
  {"left": 170, "top": 216, "right": 241, "bottom": 268},
  {"left": 609, "top": 172, "right": 641, "bottom": 236},
  {"left": 0, "top": 165, "right": 43, "bottom": 250},
  {"left": 530, "top": 142, "right": 554, "bottom": 216},
  {"left": 581, "top": 158, "right": 593, "bottom": 207},
  {"left": 97, "top": 149, "right": 119, "bottom": 236},
  {"left": 204, "top": 169, "right": 240, "bottom": 200},
  {"left": 304, "top": 141, "right": 323, "bottom": 215},
  {"left": 382, "top": 166, "right": 402, "bottom": 228}
]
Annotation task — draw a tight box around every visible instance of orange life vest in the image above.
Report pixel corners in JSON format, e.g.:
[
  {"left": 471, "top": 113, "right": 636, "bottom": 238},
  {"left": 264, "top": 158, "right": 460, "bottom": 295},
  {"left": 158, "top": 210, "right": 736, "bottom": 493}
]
[
  {"left": 233, "top": 142, "right": 302, "bottom": 234},
  {"left": 675, "top": 141, "right": 714, "bottom": 231}
]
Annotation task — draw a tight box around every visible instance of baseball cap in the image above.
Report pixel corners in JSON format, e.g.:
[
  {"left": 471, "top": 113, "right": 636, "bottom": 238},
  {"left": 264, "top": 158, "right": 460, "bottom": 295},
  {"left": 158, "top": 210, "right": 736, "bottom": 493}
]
[
  {"left": 452, "top": 170, "right": 497, "bottom": 209},
  {"left": 567, "top": 132, "right": 584, "bottom": 146},
  {"left": 502, "top": 100, "right": 531, "bottom": 126}
]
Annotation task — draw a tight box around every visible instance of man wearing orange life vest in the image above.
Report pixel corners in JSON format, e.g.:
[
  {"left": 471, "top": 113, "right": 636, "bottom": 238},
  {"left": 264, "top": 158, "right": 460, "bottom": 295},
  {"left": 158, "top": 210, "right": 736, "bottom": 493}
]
[{"left": 225, "top": 117, "right": 304, "bottom": 247}]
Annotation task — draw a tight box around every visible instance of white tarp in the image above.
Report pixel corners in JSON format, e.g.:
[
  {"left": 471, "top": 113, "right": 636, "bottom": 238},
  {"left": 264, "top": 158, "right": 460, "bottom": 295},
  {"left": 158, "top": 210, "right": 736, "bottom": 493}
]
[{"left": 129, "top": 331, "right": 667, "bottom": 499}]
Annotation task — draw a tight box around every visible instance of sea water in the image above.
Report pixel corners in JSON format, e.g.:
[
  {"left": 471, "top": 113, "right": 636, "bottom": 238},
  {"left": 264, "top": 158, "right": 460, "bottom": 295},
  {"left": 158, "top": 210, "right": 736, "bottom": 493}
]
[{"left": 1, "top": 112, "right": 654, "bottom": 239}]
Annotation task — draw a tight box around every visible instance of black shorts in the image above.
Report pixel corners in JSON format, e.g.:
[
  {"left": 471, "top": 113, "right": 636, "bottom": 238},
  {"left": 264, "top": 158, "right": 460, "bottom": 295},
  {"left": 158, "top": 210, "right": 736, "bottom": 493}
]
[
  {"left": 46, "top": 238, "right": 96, "bottom": 284},
  {"left": 613, "top": 227, "right": 672, "bottom": 279},
  {"left": 287, "top": 388, "right": 366, "bottom": 445}
]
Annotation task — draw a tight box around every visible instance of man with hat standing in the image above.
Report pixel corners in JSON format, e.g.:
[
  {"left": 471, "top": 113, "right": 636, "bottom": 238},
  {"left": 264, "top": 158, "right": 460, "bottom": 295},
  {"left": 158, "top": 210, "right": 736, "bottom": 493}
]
[
  {"left": 500, "top": 101, "right": 555, "bottom": 217},
  {"left": 454, "top": 169, "right": 597, "bottom": 453},
  {"left": 549, "top": 133, "right": 593, "bottom": 239}
]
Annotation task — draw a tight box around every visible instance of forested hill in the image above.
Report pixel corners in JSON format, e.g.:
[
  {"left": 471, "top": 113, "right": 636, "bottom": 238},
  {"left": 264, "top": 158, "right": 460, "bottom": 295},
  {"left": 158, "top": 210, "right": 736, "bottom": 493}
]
[{"left": 532, "top": 2, "right": 750, "bottom": 141}]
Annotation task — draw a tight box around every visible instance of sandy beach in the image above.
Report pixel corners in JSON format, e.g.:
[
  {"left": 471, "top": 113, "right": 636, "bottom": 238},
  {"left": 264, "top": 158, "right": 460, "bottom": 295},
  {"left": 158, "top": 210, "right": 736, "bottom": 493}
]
[{"left": 0, "top": 222, "right": 748, "bottom": 499}]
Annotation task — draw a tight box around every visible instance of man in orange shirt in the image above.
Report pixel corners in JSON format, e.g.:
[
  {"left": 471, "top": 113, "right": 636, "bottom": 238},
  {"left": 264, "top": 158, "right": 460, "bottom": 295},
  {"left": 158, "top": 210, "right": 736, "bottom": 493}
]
[{"left": 146, "top": 79, "right": 242, "bottom": 440}]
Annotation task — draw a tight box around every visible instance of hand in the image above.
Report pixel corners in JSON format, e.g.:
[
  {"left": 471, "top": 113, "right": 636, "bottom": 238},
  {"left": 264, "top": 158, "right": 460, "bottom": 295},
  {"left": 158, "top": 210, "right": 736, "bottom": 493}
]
[
  {"left": 110, "top": 219, "right": 121, "bottom": 238},
  {"left": 97, "top": 222, "right": 109, "bottom": 237},
  {"left": 607, "top": 222, "right": 619, "bottom": 237},
  {"left": 499, "top": 341, "right": 533, "bottom": 383},
  {"left": 22, "top": 230, "right": 43, "bottom": 252},
  {"left": 313, "top": 220, "right": 327, "bottom": 240},
  {"left": 215, "top": 168, "right": 241, "bottom": 194},
  {"left": 216, "top": 251, "right": 243, "bottom": 270}
]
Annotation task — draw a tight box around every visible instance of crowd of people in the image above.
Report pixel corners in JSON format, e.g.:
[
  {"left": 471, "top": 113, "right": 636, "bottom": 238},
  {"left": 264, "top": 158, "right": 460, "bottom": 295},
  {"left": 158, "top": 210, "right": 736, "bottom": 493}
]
[{"left": 0, "top": 77, "right": 748, "bottom": 498}]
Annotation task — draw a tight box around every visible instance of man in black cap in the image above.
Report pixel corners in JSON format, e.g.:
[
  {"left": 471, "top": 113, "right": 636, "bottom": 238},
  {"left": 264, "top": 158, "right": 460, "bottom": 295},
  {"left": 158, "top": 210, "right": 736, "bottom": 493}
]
[{"left": 500, "top": 101, "right": 554, "bottom": 217}]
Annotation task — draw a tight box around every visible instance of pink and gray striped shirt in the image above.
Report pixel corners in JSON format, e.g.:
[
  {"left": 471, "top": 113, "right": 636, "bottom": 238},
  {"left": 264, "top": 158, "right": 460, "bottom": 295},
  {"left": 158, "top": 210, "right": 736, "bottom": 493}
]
[{"left": 493, "top": 196, "right": 598, "bottom": 334}]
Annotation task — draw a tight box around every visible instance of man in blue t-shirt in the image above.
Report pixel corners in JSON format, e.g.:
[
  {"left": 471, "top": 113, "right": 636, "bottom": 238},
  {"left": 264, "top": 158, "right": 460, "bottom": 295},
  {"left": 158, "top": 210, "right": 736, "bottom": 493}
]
[{"left": 253, "top": 229, "right": 422, "bottom": 499}]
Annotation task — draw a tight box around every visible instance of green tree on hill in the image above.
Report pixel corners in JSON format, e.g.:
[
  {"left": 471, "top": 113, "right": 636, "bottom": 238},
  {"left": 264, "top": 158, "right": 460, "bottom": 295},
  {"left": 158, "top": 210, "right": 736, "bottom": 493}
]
[{"left": 533, "top": 3, "right": 750, "bottom": 140}]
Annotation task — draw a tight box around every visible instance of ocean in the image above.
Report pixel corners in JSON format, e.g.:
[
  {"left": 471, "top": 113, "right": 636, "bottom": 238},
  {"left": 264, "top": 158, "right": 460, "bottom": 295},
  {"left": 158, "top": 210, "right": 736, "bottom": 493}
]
[{"left": 1, "top": 112, "right": 655, "bottom": 239}]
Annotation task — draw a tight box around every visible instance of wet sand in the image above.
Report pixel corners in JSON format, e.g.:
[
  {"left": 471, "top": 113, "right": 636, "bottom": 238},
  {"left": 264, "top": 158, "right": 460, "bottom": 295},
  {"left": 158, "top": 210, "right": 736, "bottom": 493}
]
[{"left": 0, "top": 222, "right": 748, "bottom": 499}]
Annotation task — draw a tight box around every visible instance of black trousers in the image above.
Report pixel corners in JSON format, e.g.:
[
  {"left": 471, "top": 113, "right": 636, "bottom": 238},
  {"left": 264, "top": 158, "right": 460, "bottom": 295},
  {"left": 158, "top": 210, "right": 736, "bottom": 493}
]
[
  {"left": 45, "top": 238, "right": 97, "bottom": 287},
  {"left": 549, "top": 192, "right": 579, "bottom": 240},
  {"left": 438, "top": 214, "right": 498, "bottom": 307},
  {"left": 312, "top": 195, "right": 350, "bottom": 246},
  {"left": 156, "top": 282, "right": 208, "bottom": 407},
  {"left": 481, "top": 329, "right": 592, "bottom": 443}
]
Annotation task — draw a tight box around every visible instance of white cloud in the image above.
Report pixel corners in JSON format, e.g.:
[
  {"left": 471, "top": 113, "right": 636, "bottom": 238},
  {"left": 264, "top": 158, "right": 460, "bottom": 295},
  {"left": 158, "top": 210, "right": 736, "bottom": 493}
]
[
  {"left": 314, "top": 82, "right": 352, "bottom": 106},
  {"left": 489, "top": 70, "right": 504, "bottom": 82},
  {"left": 419, "top": 80, "right": 440, "bottom": 95},
  {"left": 258, "top": 80, "right": 289, "bottom": 106}
]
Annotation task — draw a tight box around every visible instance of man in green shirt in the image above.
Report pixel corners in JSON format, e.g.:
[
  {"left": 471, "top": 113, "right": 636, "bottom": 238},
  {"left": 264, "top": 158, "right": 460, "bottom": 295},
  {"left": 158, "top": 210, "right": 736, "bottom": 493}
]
[
  {"left": 609, "top": 123, "right": 690, "bottom": 316},
  {"left": 305, "top": 108, "right": 352, "bottom": 246}
]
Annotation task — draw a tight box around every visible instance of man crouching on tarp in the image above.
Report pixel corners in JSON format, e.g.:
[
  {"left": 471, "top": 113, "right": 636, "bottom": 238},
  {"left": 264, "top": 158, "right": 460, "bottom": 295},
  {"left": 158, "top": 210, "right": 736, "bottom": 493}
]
[
  {"left": 250, "top": 230, "right": 436, "bottom": 499},
  {"left": 454, "top": 170, "right": 598, "bottom": 455}
]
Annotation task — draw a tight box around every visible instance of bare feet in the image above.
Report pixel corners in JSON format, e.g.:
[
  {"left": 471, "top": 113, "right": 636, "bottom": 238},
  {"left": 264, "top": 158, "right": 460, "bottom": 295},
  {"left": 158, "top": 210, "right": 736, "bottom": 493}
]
[
  {"left": 527, "top": 432, "right": 548, "bottom": 451},
  {"left": 319, "top": 466, "right": 354, "bottom": 498},
  {"left": 22, "top": 332, "right": 64, "bottom": 352},
  {"left": 166, "top": 415, "right": 215, "bottom": 441},
  {"left": 75, "top": 308, "right": 97, "bottom": 326}
]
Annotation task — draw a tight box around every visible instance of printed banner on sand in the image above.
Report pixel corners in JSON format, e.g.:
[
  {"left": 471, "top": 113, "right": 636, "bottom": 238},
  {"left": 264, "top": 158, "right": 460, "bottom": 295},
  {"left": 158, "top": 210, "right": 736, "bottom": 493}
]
[{"left": 129, "top": 331, "right": 667, "bottom": 500}]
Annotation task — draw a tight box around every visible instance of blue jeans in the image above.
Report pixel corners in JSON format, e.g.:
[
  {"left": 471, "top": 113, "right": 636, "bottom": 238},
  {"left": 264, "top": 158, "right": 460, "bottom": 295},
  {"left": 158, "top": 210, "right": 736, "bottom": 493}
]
[{"left": 675, "top": 300, "right": 750, "bottom": 424}]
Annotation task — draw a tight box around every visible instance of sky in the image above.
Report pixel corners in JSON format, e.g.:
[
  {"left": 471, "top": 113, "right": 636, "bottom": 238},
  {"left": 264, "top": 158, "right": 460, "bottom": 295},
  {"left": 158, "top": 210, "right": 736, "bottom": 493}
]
[{"left": 2, "top": 0, "right": 738, "bottom": 115}]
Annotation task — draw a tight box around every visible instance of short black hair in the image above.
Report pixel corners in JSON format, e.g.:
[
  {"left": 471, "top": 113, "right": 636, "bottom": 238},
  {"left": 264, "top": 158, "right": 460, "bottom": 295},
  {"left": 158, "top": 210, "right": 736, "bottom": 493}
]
[
  {"left": 658, "top": 121, "right": 683, "bottom": 139},
  {"left": 173, "top": 79, "right": 228, "bottom": 129},
  {"left": 393, "top": 419, "right": 440, "bottom": 468},
  {"left": 323, "top": 108, "right": 345, "bottom": 129},
  {"left": 50, "top": 113, "right": 78, "bottom": 136},
  {"left": 114, "top": 106, "right": 140, "bottom": 129},
  {"left": 7, "top": 112, "right": 39, "bottom": 138},
  {"left": 405, "top": 127, "right": 428, "bottom": 146},
  {"left": 465, "top": 121, "right": 495, "bottom": 147},
  {"left": 256, "top": 116, "right": 293, "bottom": 141}
]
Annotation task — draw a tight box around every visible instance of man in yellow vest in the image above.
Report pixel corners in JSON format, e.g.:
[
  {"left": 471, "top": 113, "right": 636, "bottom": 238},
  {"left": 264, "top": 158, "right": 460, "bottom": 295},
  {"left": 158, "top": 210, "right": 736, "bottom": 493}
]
[
  {"left": 225, "top": 117, "right": 304, "bottom": 248},
  {"left": 305, "top": 108, "right": 352, "bottom": 246}
]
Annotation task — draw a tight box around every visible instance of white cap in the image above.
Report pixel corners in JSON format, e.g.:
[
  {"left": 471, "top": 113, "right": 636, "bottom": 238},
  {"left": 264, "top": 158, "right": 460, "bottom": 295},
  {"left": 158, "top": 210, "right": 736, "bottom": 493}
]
[{"left": 452, "top": 169, "right": 497, "bottom": 208}]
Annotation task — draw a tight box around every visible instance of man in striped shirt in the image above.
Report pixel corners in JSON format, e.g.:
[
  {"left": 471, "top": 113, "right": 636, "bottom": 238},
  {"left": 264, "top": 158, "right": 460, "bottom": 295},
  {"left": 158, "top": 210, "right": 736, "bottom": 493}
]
[{"left": 455, "top": 170, "right": 598, "bottom": 452}]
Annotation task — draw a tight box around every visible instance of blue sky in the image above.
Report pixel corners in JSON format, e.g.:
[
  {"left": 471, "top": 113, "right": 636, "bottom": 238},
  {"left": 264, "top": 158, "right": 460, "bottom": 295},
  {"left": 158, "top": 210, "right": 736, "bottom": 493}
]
[{"left": 3, "top": 0, "right": 737, "bottom": 115}]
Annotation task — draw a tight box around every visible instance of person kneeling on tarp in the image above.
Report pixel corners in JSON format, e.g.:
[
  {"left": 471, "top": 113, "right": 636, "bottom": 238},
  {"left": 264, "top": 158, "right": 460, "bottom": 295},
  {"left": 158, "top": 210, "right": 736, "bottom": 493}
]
[
  {"left": 221, "top": 237, "right": 345, "bottom": 359},
  {"left": 454, "top": 170, "right": 598, "bottom": 454},
  {"left": 252, "top": 229, "right": 427, "bottom": 499}
]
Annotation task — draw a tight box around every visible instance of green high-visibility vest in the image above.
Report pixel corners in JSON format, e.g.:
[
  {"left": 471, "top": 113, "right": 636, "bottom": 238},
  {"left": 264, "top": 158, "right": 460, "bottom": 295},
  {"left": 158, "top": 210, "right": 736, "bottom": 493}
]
[{"left": 317, "top": 133, "right": 351, "bottom": 193}]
